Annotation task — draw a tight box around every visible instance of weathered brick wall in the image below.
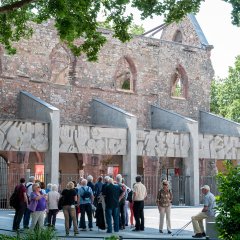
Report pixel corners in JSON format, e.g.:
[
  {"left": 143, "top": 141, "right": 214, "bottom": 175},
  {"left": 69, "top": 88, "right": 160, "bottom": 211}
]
[
  {"left": 161, "top": 16, "right": 202, "bottom": 47},
  {"left": 0, "top": 19, "right": 214, "bottom": 129}
]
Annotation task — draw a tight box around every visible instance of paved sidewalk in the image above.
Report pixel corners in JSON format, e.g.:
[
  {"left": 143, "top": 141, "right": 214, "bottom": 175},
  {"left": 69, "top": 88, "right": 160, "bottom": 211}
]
[{"left": 0, "top": 206, "right": 205, "bottom": 239}]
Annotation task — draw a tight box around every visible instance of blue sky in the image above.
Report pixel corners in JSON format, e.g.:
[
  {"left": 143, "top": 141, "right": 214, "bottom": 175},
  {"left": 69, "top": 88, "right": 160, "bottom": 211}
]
[{"left": 130, "top": 0, "right": 240, "bottom": 79}]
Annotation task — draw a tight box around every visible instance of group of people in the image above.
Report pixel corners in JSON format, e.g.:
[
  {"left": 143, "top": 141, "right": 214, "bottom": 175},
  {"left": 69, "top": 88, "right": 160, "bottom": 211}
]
[
  {"left": 11, "top": 174, "right": 215, "bottom": 238},
  {"left": 11, "top": 174, "right": 148, "bottom": 236}
]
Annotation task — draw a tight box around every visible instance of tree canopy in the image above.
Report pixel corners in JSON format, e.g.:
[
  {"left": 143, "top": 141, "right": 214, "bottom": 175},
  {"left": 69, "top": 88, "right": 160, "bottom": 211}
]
[
  {"left": 0, "top": 0, "right": 239, "bottom": 60},
  {"left": 210, "top": 55, "right": 240, "bottom": 123}
]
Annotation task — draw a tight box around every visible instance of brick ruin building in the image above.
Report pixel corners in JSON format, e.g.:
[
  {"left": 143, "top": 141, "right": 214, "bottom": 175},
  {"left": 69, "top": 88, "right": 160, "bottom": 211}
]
[{"left": 0, "top": 14, "right": 240, "bottom": 206}]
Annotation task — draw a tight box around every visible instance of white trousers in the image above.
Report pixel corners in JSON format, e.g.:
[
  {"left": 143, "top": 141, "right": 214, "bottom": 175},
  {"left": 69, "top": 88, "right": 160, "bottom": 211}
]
[
  {"left": 191, "top": 212, "right": 208, "bottom": 234},
  {"left": 159, "top": 205, "right": 171, "bottom": 231},
  {"left": 30, "top": 211, "right": 45, "bottom": 229}
]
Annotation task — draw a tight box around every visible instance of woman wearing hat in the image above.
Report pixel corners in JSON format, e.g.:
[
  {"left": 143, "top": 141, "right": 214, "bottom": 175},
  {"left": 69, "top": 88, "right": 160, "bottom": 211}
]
[{"left": 156, "top": 180, "right": 173, "bottom": 234}]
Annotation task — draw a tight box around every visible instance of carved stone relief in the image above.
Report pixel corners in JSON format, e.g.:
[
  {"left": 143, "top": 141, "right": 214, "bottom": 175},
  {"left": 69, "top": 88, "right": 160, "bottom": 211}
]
[
  {"left": 199, "top": 134, "right": 240, "bottom": 159},
  {"left": 59, "top": 125, "right": 127, "bottom": 155},
  {"left": 137, "top": 130, "right": 190, "bottom": 157},
  {"left": 50, "top": 44, "right": 71, "bottom": 85},
  {"left": 0, "top": 120, "right": 48, "bottom": 151}
]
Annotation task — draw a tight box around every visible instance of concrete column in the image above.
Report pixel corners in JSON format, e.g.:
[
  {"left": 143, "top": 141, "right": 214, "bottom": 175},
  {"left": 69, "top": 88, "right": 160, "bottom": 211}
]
[
  {"left": 122, "top": 116, "right": 137, "bottom": 187},
  {"left": 185, "top": 121, "right": 199, "bottom": 205},
  {"left": 18, "top": 91, "right": 60, "bottom": 184}
]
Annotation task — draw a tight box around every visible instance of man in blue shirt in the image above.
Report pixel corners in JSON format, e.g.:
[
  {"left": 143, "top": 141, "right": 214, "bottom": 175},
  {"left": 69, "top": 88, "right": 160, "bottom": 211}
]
[{"left": 78, "top": 179, "right": 94, "bottom": 231}]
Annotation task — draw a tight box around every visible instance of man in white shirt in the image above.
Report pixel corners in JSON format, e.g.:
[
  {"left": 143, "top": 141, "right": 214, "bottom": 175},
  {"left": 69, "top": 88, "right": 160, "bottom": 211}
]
[
  {"left": 191, "top": 185, "right": 216, "bottom": 238},
  {"left": 132, "top": 175, "right": 147, "bottom": 231}
]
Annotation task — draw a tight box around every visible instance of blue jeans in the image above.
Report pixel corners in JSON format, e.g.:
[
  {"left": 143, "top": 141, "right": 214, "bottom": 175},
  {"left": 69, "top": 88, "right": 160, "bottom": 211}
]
[{"left": 105, "top": 207, "right": 119, "bottom": 233}]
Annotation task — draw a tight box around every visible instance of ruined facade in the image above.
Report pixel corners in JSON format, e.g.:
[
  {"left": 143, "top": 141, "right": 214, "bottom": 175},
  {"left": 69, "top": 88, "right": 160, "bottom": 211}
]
[{"left": 1, "top": 14, "right": 240, "bottom": 206}]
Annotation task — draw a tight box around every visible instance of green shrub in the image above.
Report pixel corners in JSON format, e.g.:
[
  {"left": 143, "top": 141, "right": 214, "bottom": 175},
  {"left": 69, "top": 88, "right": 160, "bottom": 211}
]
[
  {"left": 23, "top": 228, "right": 57, "bottom": 240},
  {"left": 105, "top": 235, "right": 121, "bottom": 240},
  {"left": 0, "top": 234, "right": 18, "bottom": 240},
  {"left": 216, "top": 161, "right": 240, "bottom": 240}
]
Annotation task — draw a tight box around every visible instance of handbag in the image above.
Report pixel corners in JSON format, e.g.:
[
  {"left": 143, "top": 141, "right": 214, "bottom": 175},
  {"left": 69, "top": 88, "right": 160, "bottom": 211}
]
[{"left": 28, "top": 199, "right": 38, "bottom": 212}]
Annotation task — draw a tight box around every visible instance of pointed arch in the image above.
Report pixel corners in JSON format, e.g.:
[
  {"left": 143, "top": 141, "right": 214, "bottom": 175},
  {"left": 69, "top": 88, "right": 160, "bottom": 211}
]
[
  {"left": 114, "top": 55, "right": 137, "bottom": 92},
  {"left": 49, "top": 43, "right": 73, "bottom": 85},
  {"left": 171, "top": 64, "right": 188, "bottom": 99},
  {"left": 173, "top": 30, "right": 183, "bottom": 43}
]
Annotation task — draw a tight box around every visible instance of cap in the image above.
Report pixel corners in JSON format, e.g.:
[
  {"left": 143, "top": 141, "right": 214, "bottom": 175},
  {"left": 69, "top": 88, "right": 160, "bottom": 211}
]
[{"left": 201, "top": 185, "right": 210, "bottom": 191}]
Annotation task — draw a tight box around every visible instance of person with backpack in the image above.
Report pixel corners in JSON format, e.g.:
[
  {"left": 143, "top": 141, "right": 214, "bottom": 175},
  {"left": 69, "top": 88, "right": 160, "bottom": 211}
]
[
  {"left": 12, "top": 178, "right": 28, "bottom": 231},
  {"left": 23, "top": 176, "right": 35, "bottom": 229},
  {"left": 78, "top": 178, "right": 94, "bottom": 231}
]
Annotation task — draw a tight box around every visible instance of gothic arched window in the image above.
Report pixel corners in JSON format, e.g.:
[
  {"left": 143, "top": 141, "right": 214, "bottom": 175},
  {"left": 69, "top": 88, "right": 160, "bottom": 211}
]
[
  {"left": 115, "top": 56, "right": 137, "bottom": 92},
  {"left": 171, "top": 65, "right": 188, "bottom": 99}
]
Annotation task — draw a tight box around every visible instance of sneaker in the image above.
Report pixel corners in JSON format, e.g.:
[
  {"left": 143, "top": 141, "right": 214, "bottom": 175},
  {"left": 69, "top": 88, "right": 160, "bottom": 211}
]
[
  {"left": 74, "top": 232, "right": 79, "bottom": 236},
  {"left": 130, "top": 225, "right": 134, "bottom": 228},
  {"left": 159, "top": 230, "right": 163, "bottom": 233},
  {"left": 168, "top": 230, "right": 172, "bottom": 234},
  {"left": 202, "top": 232, "right": 206, "bottom": 237},
  {"left": 192, "top": 233, "right": 203, "bottom": 238},
  {"left": 89, "top": 228, "right": 93, "bottom": 231}
]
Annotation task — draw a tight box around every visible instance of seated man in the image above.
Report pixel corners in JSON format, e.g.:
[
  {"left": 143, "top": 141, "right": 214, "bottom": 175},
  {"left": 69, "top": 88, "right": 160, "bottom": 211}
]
[{"left": 192, "top": 185, "right": 216, "bottom": 238}]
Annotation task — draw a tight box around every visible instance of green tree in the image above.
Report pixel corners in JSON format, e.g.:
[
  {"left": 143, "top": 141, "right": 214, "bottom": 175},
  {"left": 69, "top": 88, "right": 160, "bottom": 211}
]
[
  {"left": 210, "top": 56, "right": 240, "bottom": 123},
  {"left": 216, "top": 161, "right": 240, "bottom": 240},
  {"left": 0, "top": 0, "right": 240, "bottom": 60}
]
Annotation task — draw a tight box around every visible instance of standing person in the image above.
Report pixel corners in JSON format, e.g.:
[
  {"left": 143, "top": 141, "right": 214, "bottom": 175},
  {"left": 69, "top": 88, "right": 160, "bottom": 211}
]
[
  {"left": 116, "top": 174, "right": 126, "bottom": 230},
  {"left": 87, "top": 175, "right": 95, "bottom": 193},
  {"left": 29, "top": 183, "right": 47, "bottom": 230},
  {"left": 132, "top": 175, "right": 147, "bottom": 232},
  {"left": 69, "top": 180, "right": 80, "bottom": 228},
  {"left": 47, "top": 184, "right": 60, "bottom": 229},
  {"left": 128, "top": 184, "right": 135, "bottom": 228},
  {"left": 94, "top": 176, "right": 103, "bottom": 206},
  {"left": 12, "top": 178, "right": 28, "bottom": 231},
  {"left": 101, "top": 176, "right": 110, "bottom": 226},
  {"left": 105, "top": 178, "right": 122, "bottom": 233},
  {"left": 191, "top": 185, "right": 216, "bottom": 238},
  {"left": 44, "top": 183, "right": 53, "bottom": 226},
  {"left": 23, "top": 176, "right": 35, "bottom": 229},
  {"left": 122, "top": 178, "right": 130, "bottom": 227},
  {"left": 61, "top": 181, "right": 79, "bottom": 236},
  {"left": 156, "top": 180, "right": 173, "bottom": 234},
  {"left": 78, "top": 179, "right": 94, "bottom": 231}
]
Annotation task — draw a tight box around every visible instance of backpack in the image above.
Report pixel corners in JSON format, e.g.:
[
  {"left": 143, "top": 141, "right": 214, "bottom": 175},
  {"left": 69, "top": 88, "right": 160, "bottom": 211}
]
[
  {"left": 9, "top": 186, "right": 19, "bottom": 209},
  {"left": 81, "top": 187, "right": 91, "bottom": 200}
]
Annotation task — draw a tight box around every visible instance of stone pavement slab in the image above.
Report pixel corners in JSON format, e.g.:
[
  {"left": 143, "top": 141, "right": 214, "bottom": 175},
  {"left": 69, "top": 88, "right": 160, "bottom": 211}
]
[{"left": 0, "top": 206, "right": 209, "bottom": 239}]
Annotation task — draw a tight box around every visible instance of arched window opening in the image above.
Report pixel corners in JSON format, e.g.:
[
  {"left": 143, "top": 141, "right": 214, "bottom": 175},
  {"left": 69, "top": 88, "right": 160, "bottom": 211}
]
[
  {"left": 171, "top": 65, "right": 188, "bottom": 99},
  {"left": 172, "top": 76, "right": 184, "bottom": 97},
  {"left": 173, "top": 30, "right": 183, "bottom": 43},
  {"left": 115, "top": 56, "right": 137, "bottom": 92}
]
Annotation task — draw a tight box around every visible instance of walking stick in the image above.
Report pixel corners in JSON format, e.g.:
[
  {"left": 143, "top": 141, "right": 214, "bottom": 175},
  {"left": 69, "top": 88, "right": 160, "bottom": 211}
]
[{"left": 172, "top": 220, "right": 192, "bottom": 236}]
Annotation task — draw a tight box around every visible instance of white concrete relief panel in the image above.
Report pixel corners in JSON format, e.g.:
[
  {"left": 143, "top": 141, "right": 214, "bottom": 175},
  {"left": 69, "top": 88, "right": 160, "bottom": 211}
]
[
  {"left": 137, "top": 130, "right": 190, "bottom": 157},
  {"left": 199, "top": 134, "right": 240, "bottom": 159},
  {"left": 0, "top": 120, "right": 48, "bottom": 151},
  {"left": 59, "top": 125, "right": 127, "bottom": 154}
]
